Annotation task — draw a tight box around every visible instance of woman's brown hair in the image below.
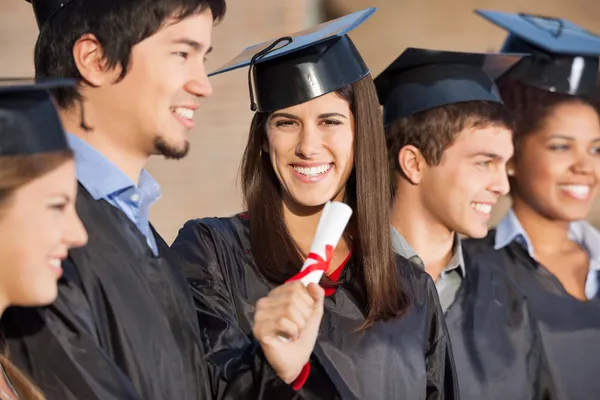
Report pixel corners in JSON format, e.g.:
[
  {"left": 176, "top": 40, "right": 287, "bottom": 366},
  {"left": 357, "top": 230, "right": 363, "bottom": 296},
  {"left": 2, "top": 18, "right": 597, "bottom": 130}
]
[
  {"left": 0, "top": 149, "right": 73, "bottom": 400},
  {"left": 0, "top": 151, "right": 73, "bottom": 209},
  {"left": 0, "top": 357, "right": 45, "bottom": 400},
  {"left": 241, "top": 74, "right": 409, "bottom": 329}
]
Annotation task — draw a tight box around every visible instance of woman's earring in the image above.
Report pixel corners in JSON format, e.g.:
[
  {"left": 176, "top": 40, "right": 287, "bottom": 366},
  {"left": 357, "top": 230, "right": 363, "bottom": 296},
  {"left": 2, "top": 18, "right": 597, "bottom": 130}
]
[{"left": 507, "top": 168, "right": 515, "bottom": 177}]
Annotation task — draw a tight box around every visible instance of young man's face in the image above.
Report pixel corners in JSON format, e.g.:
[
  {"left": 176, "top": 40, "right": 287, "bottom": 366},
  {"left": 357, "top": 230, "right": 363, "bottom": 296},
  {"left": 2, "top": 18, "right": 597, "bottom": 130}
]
[
  {"left": 419, "top": 124, "right": 513, "bottom": 238},
  {"left": 98, "top": 8, "right": 215, "bottom": 159}
]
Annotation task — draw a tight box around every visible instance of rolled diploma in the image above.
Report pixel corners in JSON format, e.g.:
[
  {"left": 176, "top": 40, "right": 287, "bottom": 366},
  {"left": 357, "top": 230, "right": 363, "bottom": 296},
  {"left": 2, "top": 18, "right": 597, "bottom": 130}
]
[
  {"left": 298, "top": 201, "right": 353, "bottom": 285},
  {"left": 277, "top": 201, "right": 352, "bottom": 343}
]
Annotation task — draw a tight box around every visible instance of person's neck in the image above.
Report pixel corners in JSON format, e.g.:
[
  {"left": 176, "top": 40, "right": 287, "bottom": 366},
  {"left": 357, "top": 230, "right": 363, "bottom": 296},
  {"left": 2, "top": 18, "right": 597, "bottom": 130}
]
[
  {"left": 512, "top": 196, "right": 572, "bottom": 257},
  {"left": 60, "top": 106, "right": 148, "bottom": 185},
  {"left": 282, "top": 198, "right": 350, "bottom": 274},
  {"left": 391, "top": 187, "right": 454, "bottom": 281}
]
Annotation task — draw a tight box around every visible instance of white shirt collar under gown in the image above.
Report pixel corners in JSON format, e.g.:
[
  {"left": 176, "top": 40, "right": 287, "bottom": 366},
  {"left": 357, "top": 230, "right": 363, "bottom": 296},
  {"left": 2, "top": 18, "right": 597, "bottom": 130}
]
[{"left": 494, "top": 208, "right": 600, "bottom": 300}]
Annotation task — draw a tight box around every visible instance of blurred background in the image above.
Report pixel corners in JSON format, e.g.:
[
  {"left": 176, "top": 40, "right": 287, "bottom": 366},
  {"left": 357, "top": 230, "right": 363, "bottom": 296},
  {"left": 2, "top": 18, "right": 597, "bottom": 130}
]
[{"left": 2, "top": 0, "right": 600, "bottom": 243}]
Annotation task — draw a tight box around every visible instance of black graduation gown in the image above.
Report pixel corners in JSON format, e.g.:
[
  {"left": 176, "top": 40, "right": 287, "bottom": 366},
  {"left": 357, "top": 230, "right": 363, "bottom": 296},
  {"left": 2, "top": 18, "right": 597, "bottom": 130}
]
[
  {"left": 464, "top": 230, "right": 600, "bottom": 400},
  {"left": 0, "top": 186, "right": 210, "bottom": 400},
  {"left": 446, "top": 242, "right": 554, "bottom": 399},
  {"left": 171, "top": 214, "right": 459, "bottom": 400}
]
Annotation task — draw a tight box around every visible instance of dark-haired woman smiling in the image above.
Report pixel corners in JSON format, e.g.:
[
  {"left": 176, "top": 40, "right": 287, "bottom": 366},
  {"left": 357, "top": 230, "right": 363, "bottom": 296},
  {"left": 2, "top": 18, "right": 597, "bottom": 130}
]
[
  {"left": 172, "top": 9, "right": 457, "bottom": 400},
  {"left": 0, "top": 82, "right": 87, "bottom": 400},
  {"left": 465, "top": 10, "right": 600, "bottom": 399}
]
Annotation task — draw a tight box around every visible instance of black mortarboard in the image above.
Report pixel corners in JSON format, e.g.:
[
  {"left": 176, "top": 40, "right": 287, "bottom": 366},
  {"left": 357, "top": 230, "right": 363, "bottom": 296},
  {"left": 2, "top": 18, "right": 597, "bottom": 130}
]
[
  {"left": 25, "top": 0, "right": 77, "bottom": 28},
  {"left": 374, "top": 48, "right": 523, "bottom": 126},
  {"left": 209, "top": 8, "right": 375, "bottom": 112},
  {"left": 476, "top": 10, "right": 600, "bottom": 95},
  {"left": 0, "top": 79, "right": 72, "bottom": 156}
]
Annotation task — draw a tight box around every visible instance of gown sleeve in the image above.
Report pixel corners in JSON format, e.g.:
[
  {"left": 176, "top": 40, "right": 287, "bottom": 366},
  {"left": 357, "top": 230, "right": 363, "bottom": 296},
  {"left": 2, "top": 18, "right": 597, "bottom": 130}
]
[
  {"left": 2, "top": 258, "right": 143, "bottom": 400},
  {"left": 423, "top": 276, "right": 459, "bottom": 400},
  {"left": 171, "top": 220, "right": 330, "bottom": 400}
]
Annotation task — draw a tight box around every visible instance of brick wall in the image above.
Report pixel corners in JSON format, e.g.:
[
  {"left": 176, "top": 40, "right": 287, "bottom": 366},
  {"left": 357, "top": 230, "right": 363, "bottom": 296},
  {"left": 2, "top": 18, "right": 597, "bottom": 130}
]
[{"left": 2, "top": 0, "right": 600, "bottom": 242}]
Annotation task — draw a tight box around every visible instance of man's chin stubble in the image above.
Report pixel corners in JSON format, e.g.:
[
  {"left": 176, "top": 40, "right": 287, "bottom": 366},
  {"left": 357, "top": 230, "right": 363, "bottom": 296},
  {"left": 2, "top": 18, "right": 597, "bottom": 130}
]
[{"left": 154, "top": 137, "right": 190, "bottom": 160}]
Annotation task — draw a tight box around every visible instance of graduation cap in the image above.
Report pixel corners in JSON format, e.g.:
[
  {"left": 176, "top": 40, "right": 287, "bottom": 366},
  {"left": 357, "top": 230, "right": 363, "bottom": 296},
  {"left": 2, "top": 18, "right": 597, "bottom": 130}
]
[
  {"left": 476, "top": 10, "right": 600, "bottom": 96},
  {"left": 209, "top": 8, "right": 375, "bottom": 112},
  {"left": 0, "top": 79, "right": 72, "bottom": 156},
  {"left": 374, "top": 48, "right": 523, "bottom": 126},
  {"left": 25, "top": 0, "right": 77, "bottom": 28}
]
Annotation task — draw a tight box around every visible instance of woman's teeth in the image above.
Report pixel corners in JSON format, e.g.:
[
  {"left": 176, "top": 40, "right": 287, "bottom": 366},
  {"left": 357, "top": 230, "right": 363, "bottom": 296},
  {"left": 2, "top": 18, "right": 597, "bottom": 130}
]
[
  {"left": 293, "top": 164, "right": 331, "bottom": 177},
  {"left": 559, "top": 184, "right": 591, "bottom": 199},
  {"left": 48, "top": 258, "right": 62, "bottom": 272}
]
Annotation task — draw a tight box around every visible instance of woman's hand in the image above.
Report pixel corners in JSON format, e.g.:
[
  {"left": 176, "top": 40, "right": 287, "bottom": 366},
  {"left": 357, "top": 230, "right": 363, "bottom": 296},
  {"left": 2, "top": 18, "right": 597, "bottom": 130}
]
[{"left": 252, "top": 281, "right": 325, "bottom": 384}]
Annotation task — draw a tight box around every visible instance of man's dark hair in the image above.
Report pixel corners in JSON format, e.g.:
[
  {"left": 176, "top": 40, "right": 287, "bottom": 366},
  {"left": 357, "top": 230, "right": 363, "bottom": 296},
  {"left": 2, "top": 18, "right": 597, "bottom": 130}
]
[
  {"left": 385, "top": 101, "right": 513, "bottom": 176},
  {"left": 34, "top": 0, "right": 226, "bottom": 109}
]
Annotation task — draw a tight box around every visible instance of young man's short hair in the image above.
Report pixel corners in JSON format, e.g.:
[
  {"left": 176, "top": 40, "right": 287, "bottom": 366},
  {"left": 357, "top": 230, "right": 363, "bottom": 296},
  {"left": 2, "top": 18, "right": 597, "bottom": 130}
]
[
  {"left": 34, "top": 0, "right": 226, "bottom": 109},
  {"left": 385, "top": 101, "right": 513, "bottom": 176}
]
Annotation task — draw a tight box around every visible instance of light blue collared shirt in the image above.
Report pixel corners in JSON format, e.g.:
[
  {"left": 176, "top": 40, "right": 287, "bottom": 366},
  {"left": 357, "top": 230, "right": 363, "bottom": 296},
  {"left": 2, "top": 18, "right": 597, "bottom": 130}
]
[
  {"left": 67, "top": 134, "right": 162, "bottom": 255},
  {"left": 495, "top": 209, "right": 600, "bottom": 299}
]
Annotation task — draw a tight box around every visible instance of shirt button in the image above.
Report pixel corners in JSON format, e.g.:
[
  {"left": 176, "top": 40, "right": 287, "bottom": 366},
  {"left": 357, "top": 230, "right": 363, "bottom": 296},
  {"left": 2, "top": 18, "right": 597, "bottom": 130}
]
[{"left": 130, "top": 193, "right": 140, "bottom": 202}]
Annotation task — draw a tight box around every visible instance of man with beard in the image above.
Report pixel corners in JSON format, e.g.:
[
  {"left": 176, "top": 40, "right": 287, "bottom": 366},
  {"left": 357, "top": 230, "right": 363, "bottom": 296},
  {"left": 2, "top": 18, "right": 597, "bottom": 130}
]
[{"left": 1, "top": 1, "right": 226, "bottom": 399}]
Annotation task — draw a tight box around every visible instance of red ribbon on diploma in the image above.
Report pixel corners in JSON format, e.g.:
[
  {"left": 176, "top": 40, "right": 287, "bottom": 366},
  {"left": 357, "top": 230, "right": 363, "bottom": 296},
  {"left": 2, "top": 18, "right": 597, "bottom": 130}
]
[{"left": 286, "top": 244, "right": 334, "bottom": 283}]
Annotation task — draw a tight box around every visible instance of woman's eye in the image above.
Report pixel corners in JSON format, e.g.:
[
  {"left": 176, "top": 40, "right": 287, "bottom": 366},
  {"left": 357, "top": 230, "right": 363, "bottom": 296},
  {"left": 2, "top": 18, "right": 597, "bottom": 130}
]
[
  {"left": 49, "top": 203, "right": 67, "bottom": 212},
  {"left": 321, "top": 119, "right": 342, "bottom": 126},
  {"left": 275, "top": 120, "right": 296, "bottom": 127},
  {"left": 548, "top": 144, "right": 569, "bottom": 151}
]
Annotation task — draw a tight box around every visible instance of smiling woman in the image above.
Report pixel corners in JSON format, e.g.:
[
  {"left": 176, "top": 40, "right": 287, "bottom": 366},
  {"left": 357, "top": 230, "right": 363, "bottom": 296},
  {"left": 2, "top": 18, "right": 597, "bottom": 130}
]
[
  {"left": 0, "top": 153, "right": 86, "bottom": 400},
  {"left": 172, "top": 8, "right": 457, "bottom": 400},
  {"left": 463, "top": 9, "right": 600, "bottom": 399},
  {"left": 262, "top": 97, "right": 354, "bottom": 206},
  {"left": 500, "top": 79, "right": 600, "bottom": 222},
  {"left": 0, "top": 153, "right": 84, "bottom": 306},
  {"left": 464, "top": 74, "right": 600, "bottom": 400},
  {"left": 0, "top": 82, "right": 87, "bottom": 400}
]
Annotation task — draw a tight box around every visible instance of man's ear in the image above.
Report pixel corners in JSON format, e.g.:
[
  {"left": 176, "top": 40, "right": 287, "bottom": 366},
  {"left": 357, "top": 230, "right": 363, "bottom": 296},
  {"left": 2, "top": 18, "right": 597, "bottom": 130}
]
[
  {"left": 72, "top": 33, "right": 117, "bottom": 87},
  {"left": 398, "top": 145, "right": 427, "bottom": 185}
]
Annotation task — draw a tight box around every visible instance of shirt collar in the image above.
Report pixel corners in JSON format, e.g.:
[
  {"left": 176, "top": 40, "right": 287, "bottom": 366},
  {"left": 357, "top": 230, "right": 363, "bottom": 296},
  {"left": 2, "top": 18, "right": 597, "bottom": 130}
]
[
  {"left": 495, "top": 209, "right": 600, "bottom": 268},
  {"left": 446, "top": 235, "right": 466, "bottom": 278},
  {"left": 391, "top": 226, "right": 419, "bottom": 260},
  {"left": 494, "top": 208, "right": 537, "bottom": 258},
  {"left": 572, "top": 222, "right": 600, "bottom": 299},
  {"left": 391, "top": 226, "right": 466, "bottom": 277},
  {"left": 569, "top": 221, "right": 600, "bottom": 268},
  {"left": 67, "top": 133, "right": 161, "bottom": 202}
]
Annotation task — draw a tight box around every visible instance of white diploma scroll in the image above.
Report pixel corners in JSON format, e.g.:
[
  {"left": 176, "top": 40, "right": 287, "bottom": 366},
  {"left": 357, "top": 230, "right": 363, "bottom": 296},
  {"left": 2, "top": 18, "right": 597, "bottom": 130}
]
[
  {"left": 277, "top": 201, "right": 353, "bottom": 343},
  {"left": 296, "top": 201, "right": 353, "bottom": 285}
]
